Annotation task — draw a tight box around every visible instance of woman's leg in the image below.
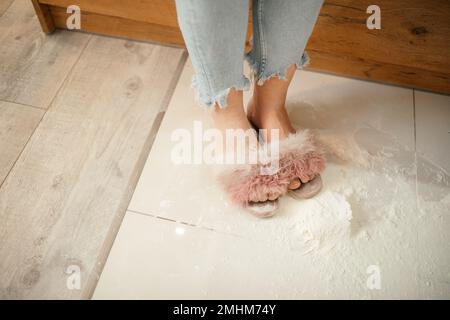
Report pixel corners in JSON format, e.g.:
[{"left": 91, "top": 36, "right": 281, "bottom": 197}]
[
  {"left": 175, "top": 0, "right": 253, "bottom": 161},
  {"left": 247, "top": 0, "right": 324, "bottom": 188},
  {"left": 175, "top": 0, "right": 252, "bottom": 134},
  {"left": 246, "top": 0, "right": 323, "bottom": 83},
  {"left": 175, "top": 0, "right": 284, "bottom": 207},
  {"left": 175, "top": 0, "right": 250, "bottom": 109}
]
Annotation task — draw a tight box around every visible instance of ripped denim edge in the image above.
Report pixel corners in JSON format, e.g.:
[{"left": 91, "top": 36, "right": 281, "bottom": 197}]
[
  {"left": 245, "top": 51, "right": 310, "bottom": 86},
  {"left": 192, "top": 74, "right": 251, "bottom": 109}
]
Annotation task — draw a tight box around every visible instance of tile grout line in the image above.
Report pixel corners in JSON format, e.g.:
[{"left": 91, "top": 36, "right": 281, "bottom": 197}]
[
  {"left": 127, "top": 209, "right": 243, "bottom": 239},
  {"left": 0, "top": 35, "right": 93, "bottom": 191},
  {"left": 413, "top": 89, "right": 418, "bottom": 204},
  {"left": 127, "top": 209, "right": 216, "bottom": 233},
  {"left": 413, "top": 90, "right": 417, "bottom": 152},
  {"left": 412, "top": 88, "right": 421, "bottom": 298}
]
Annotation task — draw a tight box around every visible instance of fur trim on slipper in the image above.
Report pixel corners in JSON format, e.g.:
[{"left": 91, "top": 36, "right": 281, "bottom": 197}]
[
  {"left": 215, "top": 129, "right": 326, "bottom": 206},
  {"left": 276, "top": 129, "right": 326, "bottom": 183}
]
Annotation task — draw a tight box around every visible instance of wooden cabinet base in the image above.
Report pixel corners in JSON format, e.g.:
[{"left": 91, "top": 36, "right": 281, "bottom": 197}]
[{"left": 34, "top": 0, "right": 450, "bottom": 94}]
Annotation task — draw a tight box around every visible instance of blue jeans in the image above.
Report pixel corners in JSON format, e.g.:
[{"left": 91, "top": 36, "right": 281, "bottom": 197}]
[{"left": 175, "top": 0, "right": 324, "bottom": 108}]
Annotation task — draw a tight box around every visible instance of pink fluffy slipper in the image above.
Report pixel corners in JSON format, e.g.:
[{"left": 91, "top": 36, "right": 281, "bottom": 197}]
[
  {"left": 216, "top": 129, "right": 326, "bottom": 217},
  {"left": 274, "top": 130, "right": 326, "bottom": 199}
]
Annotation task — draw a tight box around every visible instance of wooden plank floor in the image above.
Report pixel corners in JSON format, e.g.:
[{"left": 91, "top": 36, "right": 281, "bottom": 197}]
[
  {"left": 0, "top": 0, "right": 90, "bottom": 108},
  {"left": 0, "top": 0, "right": 187, "bottom": 299},
  {"left": 0, "top": 101, "right": 43, "bottom": 185}
]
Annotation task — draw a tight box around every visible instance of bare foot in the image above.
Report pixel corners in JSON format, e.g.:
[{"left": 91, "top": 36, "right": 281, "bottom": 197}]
[
  {"left": 247, "top": 96, "right": 319, "bottom": 190},
  {"left": 246, "top": 95, "right": 295, "bottom": 141},
  {"left": 246, "top": 64, "right": 321, "bottom": 191},
  {"left": 212, "top": 89, "right": 284, "bottom": 204}
]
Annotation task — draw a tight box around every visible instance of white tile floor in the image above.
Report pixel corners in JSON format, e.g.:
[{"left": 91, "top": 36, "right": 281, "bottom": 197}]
[
  {"left": 93, "top": 60, "right": 450, "bottom": 299},
  {"left": 415, "top": 91, "right": 450, "bottom": 298}
]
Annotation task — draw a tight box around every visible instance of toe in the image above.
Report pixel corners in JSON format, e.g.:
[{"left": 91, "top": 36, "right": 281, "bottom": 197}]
[
  {"left": 288, "top": 178, "right": 301, "bottom": 190},
  {"left": 258, "top": 192, "right": 268, "bottom": 202},
  {"left": 268, "top": 193, "right": 278, "bottom": 201},
  {"left": 299, "top": 174, "right": 311, "bottom": 183}
]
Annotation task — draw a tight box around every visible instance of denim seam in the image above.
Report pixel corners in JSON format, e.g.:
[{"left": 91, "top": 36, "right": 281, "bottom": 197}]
[
  {"left": 186, "top": 3, "right": 213, "bottom": 99},
  {"left": 257, "top": 0, "right": 267, "bottom": 77}
]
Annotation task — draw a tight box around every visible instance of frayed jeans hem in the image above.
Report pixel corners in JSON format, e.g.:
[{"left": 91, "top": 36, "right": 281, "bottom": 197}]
[
  {"left": 192, "top": 75, "right": 251, "bottom": 109},
  {"left": 245, "top": 51, "right": 310, "bottom": 86}
]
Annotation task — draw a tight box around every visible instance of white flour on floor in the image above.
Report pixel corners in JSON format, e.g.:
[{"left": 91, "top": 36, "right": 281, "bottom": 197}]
[
  {"left": 180, "top": 116, "right": 449, "bottom": 298},
  {"left": 240, "top": 125, "right": 447, "bottom": 258},
  {"left": 164, "top": 114, "right": 449, "bottom": 297},
  {"left": 282, "top": 191, "right": 352, "bottom": 255}
]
